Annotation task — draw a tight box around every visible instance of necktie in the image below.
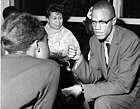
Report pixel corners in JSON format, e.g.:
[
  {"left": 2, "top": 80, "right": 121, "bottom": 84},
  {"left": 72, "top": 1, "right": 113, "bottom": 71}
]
[
  {"left": 105, "top": 43, "right": 110, "bottom": 67},
  {"left": 106, "top": 43, "right": 110, "bottom": 56}
]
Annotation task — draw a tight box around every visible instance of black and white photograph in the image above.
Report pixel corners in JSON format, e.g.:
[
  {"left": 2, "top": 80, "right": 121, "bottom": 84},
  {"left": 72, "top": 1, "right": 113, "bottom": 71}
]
[{"left": 1, "top": 0, "right": 140, "bottom": 109}]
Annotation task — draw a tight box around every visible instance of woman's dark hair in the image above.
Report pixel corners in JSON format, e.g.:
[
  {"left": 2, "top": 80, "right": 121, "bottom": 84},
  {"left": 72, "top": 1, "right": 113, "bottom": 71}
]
[
  {"left": 3, "top": 6, "right": 20, "bottom": 19},
  {"left": 46, "top": 4, "right": 64, "bottom": 18},
  {"left": 1, "top": 13, "right": 47, "bottom": 53}
]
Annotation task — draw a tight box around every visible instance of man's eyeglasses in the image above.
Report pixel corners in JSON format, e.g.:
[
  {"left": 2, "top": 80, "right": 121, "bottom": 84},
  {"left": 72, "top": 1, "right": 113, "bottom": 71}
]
[{"left": 91, "top": 17, "right": 115, "bottom": 27}]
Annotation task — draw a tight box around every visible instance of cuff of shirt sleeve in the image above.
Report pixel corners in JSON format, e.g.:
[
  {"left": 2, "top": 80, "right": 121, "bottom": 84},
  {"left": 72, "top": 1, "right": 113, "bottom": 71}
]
[{"left": 74, "top": 54, "right": 83, "bottom": 69}]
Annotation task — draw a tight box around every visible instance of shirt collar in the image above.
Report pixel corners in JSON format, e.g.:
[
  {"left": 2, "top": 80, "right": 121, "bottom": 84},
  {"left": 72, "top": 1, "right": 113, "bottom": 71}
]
[{"left": 105, "top": 26, "right": 116, "bottom": 44}]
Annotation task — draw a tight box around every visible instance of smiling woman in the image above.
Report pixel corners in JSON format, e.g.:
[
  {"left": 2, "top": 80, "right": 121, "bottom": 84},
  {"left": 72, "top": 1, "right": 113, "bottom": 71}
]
[{"left": 44, "top": 4, "right": 80, "bottom": 60}]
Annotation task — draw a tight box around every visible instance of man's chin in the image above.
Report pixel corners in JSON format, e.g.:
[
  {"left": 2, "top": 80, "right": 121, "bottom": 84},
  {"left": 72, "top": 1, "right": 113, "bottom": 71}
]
[
  {"left": 96, "top": 35, "right": 107, "bottom": 42},
  {"left": 96, "top": 35, "right": 104, "bottom": 40}
]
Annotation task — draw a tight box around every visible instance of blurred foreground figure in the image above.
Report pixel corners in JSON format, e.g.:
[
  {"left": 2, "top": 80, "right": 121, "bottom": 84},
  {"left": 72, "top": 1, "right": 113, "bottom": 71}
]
[{"left": 1, "top": 13, "right": 60, "bottom": 109}]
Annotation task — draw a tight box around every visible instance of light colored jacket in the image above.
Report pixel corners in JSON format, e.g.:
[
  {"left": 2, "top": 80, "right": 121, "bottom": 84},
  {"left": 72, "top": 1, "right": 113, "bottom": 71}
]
[{"left": 45, "top": 24, "right": 80, "bottom": 57}]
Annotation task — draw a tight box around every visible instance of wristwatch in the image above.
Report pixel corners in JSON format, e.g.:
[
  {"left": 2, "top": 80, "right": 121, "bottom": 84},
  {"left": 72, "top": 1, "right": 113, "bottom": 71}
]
[{"left": 80, "top": 84, "right": 84, "bottom": 93}]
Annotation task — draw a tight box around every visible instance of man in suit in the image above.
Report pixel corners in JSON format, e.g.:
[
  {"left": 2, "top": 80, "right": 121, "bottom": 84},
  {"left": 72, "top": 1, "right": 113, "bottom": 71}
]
[
  {"left": 1, "top": 13, "right": 60, "bottom": 109},
  {"left": 63, "top": 0, "right": 140, "bottom": 109}
]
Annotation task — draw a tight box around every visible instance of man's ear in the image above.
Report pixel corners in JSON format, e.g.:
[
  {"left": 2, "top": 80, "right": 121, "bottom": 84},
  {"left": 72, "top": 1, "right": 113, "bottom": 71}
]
[
  {"left": 34, "top": 40, "right": 40, "bottom": 52},
  {"left": 112, "top": 17, "right": 117, "bottom": 25},
  {"left": 26, "top": 40, "right": 40, "bottom": 57}
]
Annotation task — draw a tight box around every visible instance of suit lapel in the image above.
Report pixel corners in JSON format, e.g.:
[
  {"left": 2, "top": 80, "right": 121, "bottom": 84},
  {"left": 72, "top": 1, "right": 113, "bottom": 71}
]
[
  {"left": 95, "top": 39, "right": 108, "bottom": 77},
  {"left": 108, "top": 27, "right": 119, "bottom": 67}
]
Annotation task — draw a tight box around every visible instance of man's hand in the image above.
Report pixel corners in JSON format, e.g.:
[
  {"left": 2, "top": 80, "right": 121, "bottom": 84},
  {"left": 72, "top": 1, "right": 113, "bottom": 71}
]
[
  {"left": 62, "top": 85, "right": 82, "bottom": 97},
  {"left": 68, "top": 46, "right": 81, "bottom": 60}
]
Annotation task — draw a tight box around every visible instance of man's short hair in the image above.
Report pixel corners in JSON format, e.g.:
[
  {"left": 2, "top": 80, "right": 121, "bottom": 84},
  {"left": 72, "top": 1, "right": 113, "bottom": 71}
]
[
  {"left": 92, "top": 0, "right": 116, "bottom": 17},
  {"left": 1, "top": 13, "right": 47, "bottom": 53}
]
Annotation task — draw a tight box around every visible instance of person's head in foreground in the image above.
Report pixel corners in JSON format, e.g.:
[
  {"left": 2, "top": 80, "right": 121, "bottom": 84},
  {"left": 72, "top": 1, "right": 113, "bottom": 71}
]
[
  {"left": 1, "top": 13, "right": 60, "bottom": 109},
  {"left": 45, "top": 4, "right": 64, "bottom": 30},
  {"left": 1, "top": 13, "right": 49, "bottom": 59}
]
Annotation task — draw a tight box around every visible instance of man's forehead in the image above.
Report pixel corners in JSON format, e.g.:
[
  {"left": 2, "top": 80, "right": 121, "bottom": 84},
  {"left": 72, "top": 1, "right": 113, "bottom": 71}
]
[{"left": 91, "top": 8, "right": 111, "bottom": 19}]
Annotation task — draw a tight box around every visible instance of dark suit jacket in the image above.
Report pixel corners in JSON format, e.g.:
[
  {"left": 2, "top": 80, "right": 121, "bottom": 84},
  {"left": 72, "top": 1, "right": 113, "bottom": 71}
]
[
  {"left": 73, "top": 26, "right": 140, "bottom": 102},
  {"left": 1, "top": 54, "right": 60, "bottom": 109}
]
